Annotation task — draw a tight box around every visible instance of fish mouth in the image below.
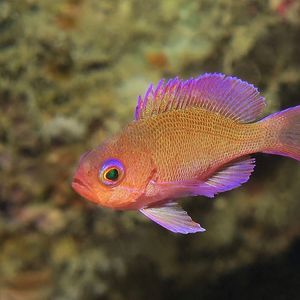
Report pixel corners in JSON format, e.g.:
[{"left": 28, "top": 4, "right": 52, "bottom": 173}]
[
  {"left": 72, "top": 177, "right": 98, "bottom": 204},
  {"left": 72, "top": 177, "right": 86, "bottom": 187}
]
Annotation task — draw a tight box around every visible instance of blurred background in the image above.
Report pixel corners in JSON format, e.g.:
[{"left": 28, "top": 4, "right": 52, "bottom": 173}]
[{"left": 1, "top": 0, "right": 300, "bottom": 299}]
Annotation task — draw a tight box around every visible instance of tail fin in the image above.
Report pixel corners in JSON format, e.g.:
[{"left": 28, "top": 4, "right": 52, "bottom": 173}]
[{"left": 261, "top": 105, "right": 300, "bottom": 161}]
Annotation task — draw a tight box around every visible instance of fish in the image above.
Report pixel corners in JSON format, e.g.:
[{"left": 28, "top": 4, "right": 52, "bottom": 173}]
[{"left": 72, "top": 73, "right": 300, "bottom": 234}]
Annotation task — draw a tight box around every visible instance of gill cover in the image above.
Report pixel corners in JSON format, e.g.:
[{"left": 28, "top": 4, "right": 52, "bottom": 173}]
[{"left": 72, "top": 136, "right": 156, "bottom": 210}]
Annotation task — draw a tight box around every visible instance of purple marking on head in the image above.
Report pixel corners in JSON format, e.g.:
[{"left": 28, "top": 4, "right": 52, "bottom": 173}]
[{"left": 98, "top": 158, "right": 125, "bottom": 187}]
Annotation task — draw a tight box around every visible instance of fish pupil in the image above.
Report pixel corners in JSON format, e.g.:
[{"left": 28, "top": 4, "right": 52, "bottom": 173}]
[{"left": 105, "top": 168, "right": 119, "bottom": 181}]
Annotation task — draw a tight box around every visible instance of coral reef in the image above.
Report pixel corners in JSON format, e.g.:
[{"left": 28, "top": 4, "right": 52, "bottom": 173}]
[{"left": 0, "top": 0, "right": 300, "bottom": 299}]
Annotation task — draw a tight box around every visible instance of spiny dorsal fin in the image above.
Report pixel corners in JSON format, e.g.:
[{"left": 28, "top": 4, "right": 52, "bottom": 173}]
[{"left": 135, "top": 73, "right": 266, "bottom": 123}]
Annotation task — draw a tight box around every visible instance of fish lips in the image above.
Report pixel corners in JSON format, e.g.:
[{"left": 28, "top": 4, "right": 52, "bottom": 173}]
[{"left": 72, "top": 171, "right": 99, "bottom": 204}]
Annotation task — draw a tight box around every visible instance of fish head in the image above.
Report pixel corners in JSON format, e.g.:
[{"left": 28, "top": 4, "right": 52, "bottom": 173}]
[{"left": 72, "top": 136, "right": 155, "bottom": 210}]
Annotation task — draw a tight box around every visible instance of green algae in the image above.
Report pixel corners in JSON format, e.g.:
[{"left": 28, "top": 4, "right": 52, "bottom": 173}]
[{"left": 1, "top": 0, "right": 300, "bottom": 299}]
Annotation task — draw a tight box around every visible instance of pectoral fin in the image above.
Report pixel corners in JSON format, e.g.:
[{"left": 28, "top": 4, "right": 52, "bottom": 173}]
[
  {"left": 146, "top": 157, "right": 255, "bottom": 201},
  {"left": 204, "top": 156, "right": 256, "bottom": 194},
  {"left": 140, "top": 202, "right": 205, "bottom": 234}
]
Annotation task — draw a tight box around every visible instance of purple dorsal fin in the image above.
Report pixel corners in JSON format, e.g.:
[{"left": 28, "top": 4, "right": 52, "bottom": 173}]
[
  {"left": 140, "top": 202, "right": 205, "bottom": 234},
  {"left": 203, "top": 156, "right": 256, "bottom": 195},
  {"left": 135, "top": 73, "right": 266, "bottom": 123}
]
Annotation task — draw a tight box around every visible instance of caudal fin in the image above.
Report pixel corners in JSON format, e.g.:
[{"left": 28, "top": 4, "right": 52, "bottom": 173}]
[{"left": 262, "top": 105, "right": 300, "bottom": 161}]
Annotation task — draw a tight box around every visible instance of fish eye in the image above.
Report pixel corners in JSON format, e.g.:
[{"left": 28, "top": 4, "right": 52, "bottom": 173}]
[
  {"left": 99, "top": 159, "right": 125, "bottom": 186},
  {"left": 104, "top": 168, "right": 119, "bottom": 181}
]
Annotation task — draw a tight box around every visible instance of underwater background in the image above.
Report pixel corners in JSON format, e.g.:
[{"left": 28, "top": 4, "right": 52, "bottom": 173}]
[{"left": 1, "top": 0, "right": 300, "bottom": 299}]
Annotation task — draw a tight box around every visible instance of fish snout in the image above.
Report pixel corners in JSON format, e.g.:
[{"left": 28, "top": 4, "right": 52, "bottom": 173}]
[{"left": 72, "top": 166, "right": 99, "bottom": 204}]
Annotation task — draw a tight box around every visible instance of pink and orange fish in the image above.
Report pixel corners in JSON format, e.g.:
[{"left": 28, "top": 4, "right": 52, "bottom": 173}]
[{"left": 72, "top": 73, "right": 300, "bottom": 234}]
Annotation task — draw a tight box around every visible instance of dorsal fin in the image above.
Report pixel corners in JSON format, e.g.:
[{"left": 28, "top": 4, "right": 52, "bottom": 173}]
[{"left": 135, "top": 73, "right": 266, "bottom": 123}]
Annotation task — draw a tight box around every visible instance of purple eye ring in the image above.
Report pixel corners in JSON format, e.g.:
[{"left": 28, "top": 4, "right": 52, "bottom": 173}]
[{"left": 98, "top": 158, "right": 125, "bottom": 186}]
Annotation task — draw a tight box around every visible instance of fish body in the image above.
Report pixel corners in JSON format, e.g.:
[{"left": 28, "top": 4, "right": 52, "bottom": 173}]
[
  {"left": 72, "top": 73, "right": 300, "bottom": 234},
  {"left": 134, "top": 108, "right": 263, "bottom": 182}
]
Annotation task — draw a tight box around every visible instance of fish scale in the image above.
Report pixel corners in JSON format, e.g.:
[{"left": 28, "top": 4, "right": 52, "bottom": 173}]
[{"left": 137, "top": 108, "right": 264, "bottom": 182}]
